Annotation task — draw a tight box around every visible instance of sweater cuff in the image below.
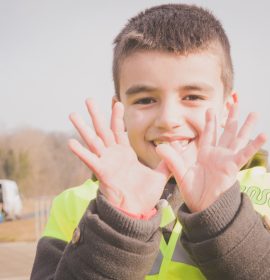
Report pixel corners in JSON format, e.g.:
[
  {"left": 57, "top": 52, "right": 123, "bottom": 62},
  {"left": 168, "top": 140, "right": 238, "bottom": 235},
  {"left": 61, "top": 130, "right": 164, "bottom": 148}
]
[
  {"left": 89, "top": 192, "right": 161, "bottom": 241},
  {"left": 178, "top": 182, "right": 241, "bottom": 242},
  {"left": 113, "top": 204, "right": 157, "bottom": 220}
]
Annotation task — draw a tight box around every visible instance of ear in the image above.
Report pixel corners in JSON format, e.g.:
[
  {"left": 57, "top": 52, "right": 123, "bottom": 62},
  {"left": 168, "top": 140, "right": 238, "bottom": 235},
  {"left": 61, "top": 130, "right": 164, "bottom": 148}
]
[{"left": 221, "top": 91, "right": 238, "bottom": 127}]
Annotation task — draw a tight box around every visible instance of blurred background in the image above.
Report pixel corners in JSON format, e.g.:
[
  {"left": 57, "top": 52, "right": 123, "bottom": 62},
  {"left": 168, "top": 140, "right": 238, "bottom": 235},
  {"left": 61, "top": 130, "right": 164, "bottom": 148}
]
[{"left": 0, "top": 0, "right": 269, "bottom": 278}]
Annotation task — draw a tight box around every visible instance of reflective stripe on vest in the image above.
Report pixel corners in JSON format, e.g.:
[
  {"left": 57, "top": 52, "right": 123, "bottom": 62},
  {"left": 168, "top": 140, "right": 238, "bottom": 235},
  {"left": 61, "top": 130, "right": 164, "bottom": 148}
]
[
  {"left": 43, "top": 167, "right": 270, "bottom": 279},
  {"left": 146, "top": 204, "right": 205, "bottom": 279},
  {"left": 238, "top": 166, "right": 270, "bottom": 216}
]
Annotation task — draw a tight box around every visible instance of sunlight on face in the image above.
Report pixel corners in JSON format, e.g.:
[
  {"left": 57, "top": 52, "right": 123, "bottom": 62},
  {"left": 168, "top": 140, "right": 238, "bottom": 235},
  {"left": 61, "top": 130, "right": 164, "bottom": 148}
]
[{"left": 118, "top": 50, "right": 231, "bottom": 168}]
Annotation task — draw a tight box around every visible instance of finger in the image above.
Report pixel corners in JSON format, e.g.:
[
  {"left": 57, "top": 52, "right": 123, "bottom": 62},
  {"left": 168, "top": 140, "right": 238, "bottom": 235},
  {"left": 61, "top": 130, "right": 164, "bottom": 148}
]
[
  {"left": 69, "top": 113, "right": 105, "bottom": 156},
  {"left": 218, "top": 103, "right": 238, "bottom": 148},
  {"left": 199, "top": 109, "right": 216, "bottom": 148},
  {"left": 170, "top": 140, "right": 198, "bottom": 167},
  {"left": 218, "top": 120, "right": 238, "bottom": 148},
  {"left": 170, "top": 141, "right": 185, "bottom": 153},
  {"left": 68, "top": 139, "right": 101, "bottom": 175},
  {"left": 234, "top": 133, "right": 267, "bottom": 168},
  {"left": 228, "top": 102, "right": 238, "bottom": 119},
  {"left": 110, "top": 102, "right": 130, "bottom": 145},
  {"left": 85, "top": 98, "right": 116, "bottom": 147},
  {"left": 230, "top": 112, "right": 258, "bottom": 151},
  {"left": 155, "top": 143, "right": 186, "bottom": 181}
]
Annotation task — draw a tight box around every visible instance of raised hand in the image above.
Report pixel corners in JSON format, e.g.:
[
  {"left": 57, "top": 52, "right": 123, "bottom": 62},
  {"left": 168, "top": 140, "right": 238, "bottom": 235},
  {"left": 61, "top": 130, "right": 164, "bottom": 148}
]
[
  {"left": 156, "top": 104, "right": 267, "bottom": 212},
  {"left": 68, "top": 99, "right": 170, "bottom": 215}
]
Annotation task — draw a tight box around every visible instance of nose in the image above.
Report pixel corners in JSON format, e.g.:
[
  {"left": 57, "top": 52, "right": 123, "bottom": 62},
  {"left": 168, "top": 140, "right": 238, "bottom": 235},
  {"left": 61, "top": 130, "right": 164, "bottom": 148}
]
[{"left": 154, "top": 100, "right": 183, "bottom": 130}]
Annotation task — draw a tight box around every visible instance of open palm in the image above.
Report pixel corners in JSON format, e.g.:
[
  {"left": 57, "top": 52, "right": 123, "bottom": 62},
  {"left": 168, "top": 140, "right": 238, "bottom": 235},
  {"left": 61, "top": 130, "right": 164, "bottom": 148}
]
[
  {"left": 156, "top": 104, "right": 267, "bottom": 212},
  {"left": 69, "top": 99, "right": 170, "bottom": 215}
]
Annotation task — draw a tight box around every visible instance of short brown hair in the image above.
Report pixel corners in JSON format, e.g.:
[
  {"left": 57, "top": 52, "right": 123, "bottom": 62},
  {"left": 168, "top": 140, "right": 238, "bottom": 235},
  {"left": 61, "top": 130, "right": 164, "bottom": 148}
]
[{"left": 113, "top": 4, "right": 233, "bottom": 97}]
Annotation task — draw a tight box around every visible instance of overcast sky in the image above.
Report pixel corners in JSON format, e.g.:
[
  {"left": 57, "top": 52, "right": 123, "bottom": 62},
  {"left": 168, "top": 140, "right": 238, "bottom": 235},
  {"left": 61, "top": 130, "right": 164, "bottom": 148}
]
[{"left": 0, "top": 0, "right": 270, "bottom": 151}]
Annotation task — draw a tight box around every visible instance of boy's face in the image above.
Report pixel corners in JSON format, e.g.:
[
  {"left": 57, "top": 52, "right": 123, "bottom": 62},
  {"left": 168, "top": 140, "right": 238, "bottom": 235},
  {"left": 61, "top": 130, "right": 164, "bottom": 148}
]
[{"left": 116, "top": 50, "right": 232, "bottom": 169}]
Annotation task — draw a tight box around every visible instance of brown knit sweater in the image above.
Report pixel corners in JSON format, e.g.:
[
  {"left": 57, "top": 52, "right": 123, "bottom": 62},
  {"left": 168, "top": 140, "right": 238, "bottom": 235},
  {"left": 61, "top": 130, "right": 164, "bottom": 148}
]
[{"left": 31, "top": 177, "right": 270, "bottom": 280}]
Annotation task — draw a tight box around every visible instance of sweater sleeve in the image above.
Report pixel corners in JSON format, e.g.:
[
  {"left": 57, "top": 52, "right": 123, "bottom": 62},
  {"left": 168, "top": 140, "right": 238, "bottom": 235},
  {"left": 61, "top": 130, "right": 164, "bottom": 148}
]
[
  {"left": 178, "top": 182, "right": 270, "bottom": 280},
  {"left": 31, "top": 193, "right": 162, "bottom": 280}
]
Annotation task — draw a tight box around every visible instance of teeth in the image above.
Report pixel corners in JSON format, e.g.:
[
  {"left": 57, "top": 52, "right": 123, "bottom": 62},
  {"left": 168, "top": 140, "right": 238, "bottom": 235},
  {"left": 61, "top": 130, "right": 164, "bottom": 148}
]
[
  {"left": 153, "top": 140, "right": 169, "bottom": 146},
  {"left": 153, "top": 140, "right": 190, "bottom": 147}
]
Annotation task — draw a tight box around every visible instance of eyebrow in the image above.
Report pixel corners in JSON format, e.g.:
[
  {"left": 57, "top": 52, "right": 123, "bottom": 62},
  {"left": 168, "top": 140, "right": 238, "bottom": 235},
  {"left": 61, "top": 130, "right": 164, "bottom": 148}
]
[
  {"left": 125, "top": 85, "right": 157, "bottom": 96},
  {"left": 181, "top": 83, "right": 214, "bottom": 92},
  {"left": 124, "top": 82, "right": 214, "bottom": 96}
]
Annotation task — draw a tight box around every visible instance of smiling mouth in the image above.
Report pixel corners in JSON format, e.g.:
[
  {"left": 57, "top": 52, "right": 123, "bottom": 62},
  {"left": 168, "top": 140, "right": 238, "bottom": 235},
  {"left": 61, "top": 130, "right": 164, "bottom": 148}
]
[{"left": 151, "top": 138, "right": 194, "bottom": 148}]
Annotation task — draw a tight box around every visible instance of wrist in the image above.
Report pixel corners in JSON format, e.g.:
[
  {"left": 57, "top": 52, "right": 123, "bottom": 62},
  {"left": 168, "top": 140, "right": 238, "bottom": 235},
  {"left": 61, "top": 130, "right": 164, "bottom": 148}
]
[
  {"left": 99, "top": 183, "right": 157, "bottom": 218},
  {"left": 96, "top": 192, "right": 162, "bottom": 240},
  {"left": 114, "top": 204, "right": 157, "bottom": 220},
  {"left": 103, "top": 187, "right": 154, "bottom": 216}
]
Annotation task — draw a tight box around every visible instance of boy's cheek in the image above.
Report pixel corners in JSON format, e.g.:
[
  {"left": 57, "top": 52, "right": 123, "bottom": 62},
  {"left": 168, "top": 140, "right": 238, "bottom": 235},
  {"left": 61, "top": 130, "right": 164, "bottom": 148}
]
[
  {"left": 124, "top": 109, "right": 146, "bottom": 125},
  {"left": 124, "top": 111, "right": 154, "bottom": 137}
]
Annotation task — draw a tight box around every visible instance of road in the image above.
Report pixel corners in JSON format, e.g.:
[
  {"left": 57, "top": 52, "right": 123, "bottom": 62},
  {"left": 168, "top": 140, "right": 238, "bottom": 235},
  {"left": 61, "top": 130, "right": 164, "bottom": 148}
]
[{"left": 0, "top": 242, "right": 36, "bottom": 279}]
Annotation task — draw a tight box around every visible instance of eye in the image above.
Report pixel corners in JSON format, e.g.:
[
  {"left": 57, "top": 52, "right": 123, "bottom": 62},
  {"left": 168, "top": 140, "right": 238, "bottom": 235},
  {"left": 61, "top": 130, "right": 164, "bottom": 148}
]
[
  {"left": 134, "top": 98, "right": 156, "bottom": 105},
  {"left": 183, "top": 95, "right": 203, "bottom": 101}
]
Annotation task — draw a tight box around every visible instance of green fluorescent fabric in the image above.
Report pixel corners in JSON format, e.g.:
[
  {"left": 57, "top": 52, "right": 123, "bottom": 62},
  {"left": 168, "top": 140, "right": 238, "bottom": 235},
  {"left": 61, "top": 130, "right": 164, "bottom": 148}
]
[{"left": 43, "top": 167, "right": 270, "bottom": 279}]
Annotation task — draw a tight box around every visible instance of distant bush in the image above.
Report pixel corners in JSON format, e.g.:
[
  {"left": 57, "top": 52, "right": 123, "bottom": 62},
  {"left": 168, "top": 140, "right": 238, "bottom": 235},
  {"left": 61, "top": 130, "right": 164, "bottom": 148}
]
[{"left": 0, "top": 128, "right": 91, "bottom": 197}]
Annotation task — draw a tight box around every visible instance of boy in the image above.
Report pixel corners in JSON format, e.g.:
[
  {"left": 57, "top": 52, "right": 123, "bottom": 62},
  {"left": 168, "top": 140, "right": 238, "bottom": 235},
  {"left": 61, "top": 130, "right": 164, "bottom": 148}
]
[{"left": 31, "top": 4, "right": 270, "bottom": 280}]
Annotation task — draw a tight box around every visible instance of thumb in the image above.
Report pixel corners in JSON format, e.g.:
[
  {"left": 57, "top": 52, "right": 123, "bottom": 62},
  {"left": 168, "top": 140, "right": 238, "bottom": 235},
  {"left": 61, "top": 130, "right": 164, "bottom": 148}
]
[
  {"left": 155, "top": 160, "right": 171, "bottom": 180},
  {"left": 156, "top": 143, "right": 186, "bottom": 175}
]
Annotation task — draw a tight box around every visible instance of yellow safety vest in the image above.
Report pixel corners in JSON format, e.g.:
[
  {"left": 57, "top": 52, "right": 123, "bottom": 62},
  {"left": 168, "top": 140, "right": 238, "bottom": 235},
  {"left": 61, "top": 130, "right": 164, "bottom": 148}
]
[{"left": 43, "top": 166, "right": 270, "bottom": 280}]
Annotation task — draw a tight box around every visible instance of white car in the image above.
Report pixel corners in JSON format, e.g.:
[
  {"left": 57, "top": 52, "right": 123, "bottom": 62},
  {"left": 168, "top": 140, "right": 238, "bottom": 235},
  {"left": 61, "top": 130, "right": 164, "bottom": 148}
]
[{"left": 0, "top": 179, "right": 22, "bottom": 220}]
